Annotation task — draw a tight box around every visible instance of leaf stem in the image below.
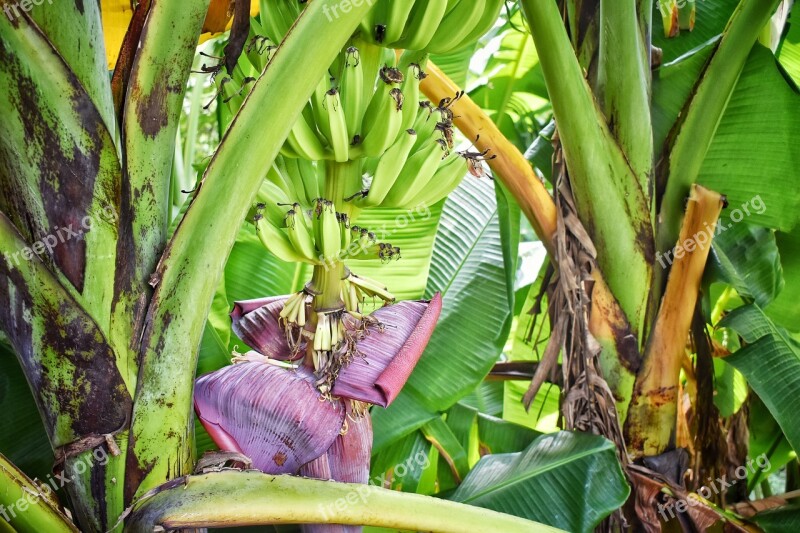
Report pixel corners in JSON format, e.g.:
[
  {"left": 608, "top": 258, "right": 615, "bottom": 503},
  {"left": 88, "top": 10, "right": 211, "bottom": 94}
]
[{"left": 124, "top": 471, "right": 559, "bottom": 532}]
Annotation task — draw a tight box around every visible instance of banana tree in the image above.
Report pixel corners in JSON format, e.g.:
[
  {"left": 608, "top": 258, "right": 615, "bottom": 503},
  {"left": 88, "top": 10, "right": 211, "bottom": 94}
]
[{"left": 1, "top": 0, "right": 798, "bottom": 532}]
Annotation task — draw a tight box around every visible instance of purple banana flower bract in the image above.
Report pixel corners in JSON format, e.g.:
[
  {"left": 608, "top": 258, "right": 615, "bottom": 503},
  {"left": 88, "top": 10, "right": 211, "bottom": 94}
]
[
  {"left": 231, "top": 296, "right": 304, "bottom": 360},
  {"left": 194, "top": 361, "right": 345, "bottom": 474},
  {"left": 332, "top": 293, "right": 443, "bottom": 407}
]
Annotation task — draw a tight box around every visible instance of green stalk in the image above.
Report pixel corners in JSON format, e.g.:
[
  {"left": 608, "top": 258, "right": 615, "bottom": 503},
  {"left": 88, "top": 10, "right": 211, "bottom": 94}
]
[
  {"left": 520, "top": 0, "right": 654, "bottom": 343},
  {"left": 0, "top": 453, "right": 79, "bottom": 533},
  {"left": 598, "top": 0, "right": 653, "bottom": 197},
  {"left": 112, "top": 0, "right": 211, "bottom": 388},
  {"left": 325, "top": 159, "right": 363, "bottom": 219},
  {"left": 126, "top": 0, "right": 375, "bottom": 501},
  {"left": 124, "top": 472, "right": 559, "bottom": 532},
  {"left": 0, "top": 214, "right": 131, "bottom": 532},
  {"left": 312, "top": 264, "right": 346, "bottom": 311},
  {"left": 656, "top": 0, "right": 782, "bottom": 260}
]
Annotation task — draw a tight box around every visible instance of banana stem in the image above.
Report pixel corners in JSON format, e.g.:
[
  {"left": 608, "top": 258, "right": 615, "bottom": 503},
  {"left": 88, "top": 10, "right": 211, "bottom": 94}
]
[
  {"left": 311, "top": 263, "right": 345, "bottom": 312},
  {"left": 124, "top": 471, "right": 555, "bottom": 532},
  {"left": 312, "top": 159, "right": 362, "bottom": 312},
  {"left": 325, "top": 159, "right": 362, "bottom": 219},
  {"left": 625, "top": 185, "right": 725, "bottom": 457}
]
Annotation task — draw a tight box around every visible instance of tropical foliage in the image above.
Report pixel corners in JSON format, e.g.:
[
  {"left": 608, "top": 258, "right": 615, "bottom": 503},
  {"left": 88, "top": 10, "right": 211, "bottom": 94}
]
[{"left": 0, "top": 0, "right": 798, "bottom": 532}]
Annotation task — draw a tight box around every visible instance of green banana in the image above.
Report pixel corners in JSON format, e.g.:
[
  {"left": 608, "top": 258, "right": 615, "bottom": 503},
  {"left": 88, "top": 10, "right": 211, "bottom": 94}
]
[
  {"left": 339, "top": 47, "right": 365, "bottom": 143},
  {"left": 254, "top": 214, "right": 308, "bottom": 264},
  {"left": 347, "top": 272, "right": 395, "bottom": 302},
  {"left": 400, "top": 63, "right": 426, "bottom": 131},
  {"left": 453, "top": 0, "right": 506, "bottom": 50},
  {"left": 339, "top": 213, "right": 351, "bottom": 252},
  {"left": 374, "top": 1, "right": 417, "bottom": 45},
  {"left": 426, "top": 0, "right": 486, "bottom": 54},
  {"left": 296, "top": 158, "right": 321, "bottom": 203},
  {"left": 412, "top": 104, "right": 445, "bottom": 151},
  {"left": 279, "top": 157, "right": 315, "bottom": 206},
  {"left": 285, "top": 111, "right": 328, "bottom": 161},
  {"left": 360, "top": 67, "right": 404, "bottom": 157},
  {"left": 286, "top": 208, "right": 319, "bottom": 263},
  {"left": 406, "top": 150, "right": 468, "bottom": 206},
  {"left": 256, "top": 179, "right": 293, "bottom": 227},
  {"left": 312, "top": 76, "right": 335, "bottom": 148},
  {"left": 267, "top": 156, "right": 311, "bottom": 206},
  {"left": 355, "top": 128, "right": 417, "bottom": 207},
  {"left": 382, "top": 137, "right": 447, "bottom": 208},
  {"left": 323, "top": 89, "right": 350, "bottom": 162},
  {"left": 394, "top": 0, "right": 449, "bottom": 51},
  {"left": 245, "top": 18, "right": 275, "bottom": 72},
  {"left": 266, "top": 165, "right": 300, "bottom": 201},
  {"left": 318, "top": 200, "right": 341, "bottom": 262}
]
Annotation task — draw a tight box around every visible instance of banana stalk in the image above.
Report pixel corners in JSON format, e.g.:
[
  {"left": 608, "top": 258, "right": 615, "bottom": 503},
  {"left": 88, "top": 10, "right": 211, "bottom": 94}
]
[
  {"left": 520, "top": 0, "right": 654, "bottom": 344},
  {"left": 0, "top": 453, "right": 79, "bottom": 533},
  {"left": 597, "top": 0, "right": 653, "bottom": 201},
  {"left": 625, "top": 185, "right": 724, "bottom": 457},
  {"left": 420, "top": 64, "right": 641, "bottom": 422},
  {"left": 123, "top": 471, "right": 558, "bottom": 532}
]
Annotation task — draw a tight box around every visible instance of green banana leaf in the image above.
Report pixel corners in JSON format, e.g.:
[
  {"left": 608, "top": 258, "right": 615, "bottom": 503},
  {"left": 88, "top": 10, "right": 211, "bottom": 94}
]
[
  {"left": 748, "top": 394, "right": 796, "bottom": 491},
  {"left": 752, "top": 504, "right": 800, "bottom": 532},
  {"left": 468, "top": 20, "right": 550, "bottom": 151},
  {"left": 766, "top": 230, "right": 800, "bottom": 332},
  {"left": 404, "top": 176, "right": 517, "bottom": 412},
  {"left": 710, "top": 223, "right": 784, "bottom": 307},
  {"left": 450, "top": 430, "right": 630, "bottom": 533},
  {"left": 459, "top": 380, "right": 505, "bottom": 417},
  {"left": 431, "top": 43, "right": 478, "bottom": 88},
  {"left": 0, "top": 342, "right": 52, "bottom": 481},
  {"left": 503, "top": 264, "right": 561, "bottom": 432},
  {"left": 372, "top": 392, "right": 438, "bottom": 455},
  {"left": 722, "top": 304, "right": 800, "bottom": 454},
  {"left": 652, "top": 0, "right": 739, "bottom": 62},
  {"left": 653, "top": 44, "right": 800, "bottom": 232},
  {"left": 777, "top": 3, "right": 800, "bottom": 84},
  {"left": 370, "top": 430, "right": 432, "bottom": 494},
  {"left": 347, "top": 203, "right": 445, "bottom": 301},
  {"left": 477, "top": 413, "right": 542, "bottom": 455}
]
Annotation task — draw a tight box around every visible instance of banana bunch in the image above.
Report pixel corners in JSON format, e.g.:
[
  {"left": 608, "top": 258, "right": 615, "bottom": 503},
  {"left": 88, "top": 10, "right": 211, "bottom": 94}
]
[
  {"left": 351, "top": 98, "right": 470, "bottom": 209},
  {"left": 253, "top": 189, "right": 401, "bottom": 266},
  {"left": 359, "top": 0, "right": 506, "bottom": 54}
]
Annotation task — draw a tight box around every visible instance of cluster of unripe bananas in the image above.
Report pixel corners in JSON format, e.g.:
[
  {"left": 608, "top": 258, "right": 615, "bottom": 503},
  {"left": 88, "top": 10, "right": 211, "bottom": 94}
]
[
  {"left": 217, "top": 31, "right": 471, "bottom": 208},
  {"left": 359, "top": 0, "right": 506, "bottom": 54},
  {"left": 207, "top": 1, "right": 497, "bottom": 390},
  {"left": 252, "top": 189, "right": 400, "bottom": 267}
]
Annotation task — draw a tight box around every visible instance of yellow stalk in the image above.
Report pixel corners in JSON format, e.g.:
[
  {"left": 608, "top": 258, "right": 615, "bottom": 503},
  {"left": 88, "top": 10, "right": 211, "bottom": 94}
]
[{"left": 625, "top": 185, "right": 725, "bottom": 457}]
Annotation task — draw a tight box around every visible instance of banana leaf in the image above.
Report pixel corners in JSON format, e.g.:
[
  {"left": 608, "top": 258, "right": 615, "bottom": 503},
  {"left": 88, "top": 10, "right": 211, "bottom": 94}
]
[
  {"left": 722, "top": 304, "right": 800, "bottom": 454},
  {"left": 450, "top": 431, "right": 630, "bottom": 533}
]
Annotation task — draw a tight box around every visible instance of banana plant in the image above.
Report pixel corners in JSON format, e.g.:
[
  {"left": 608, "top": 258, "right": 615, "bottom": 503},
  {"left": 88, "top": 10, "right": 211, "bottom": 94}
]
[{"left": 1, "top": 0, "right": 799, "bottom": 532}]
